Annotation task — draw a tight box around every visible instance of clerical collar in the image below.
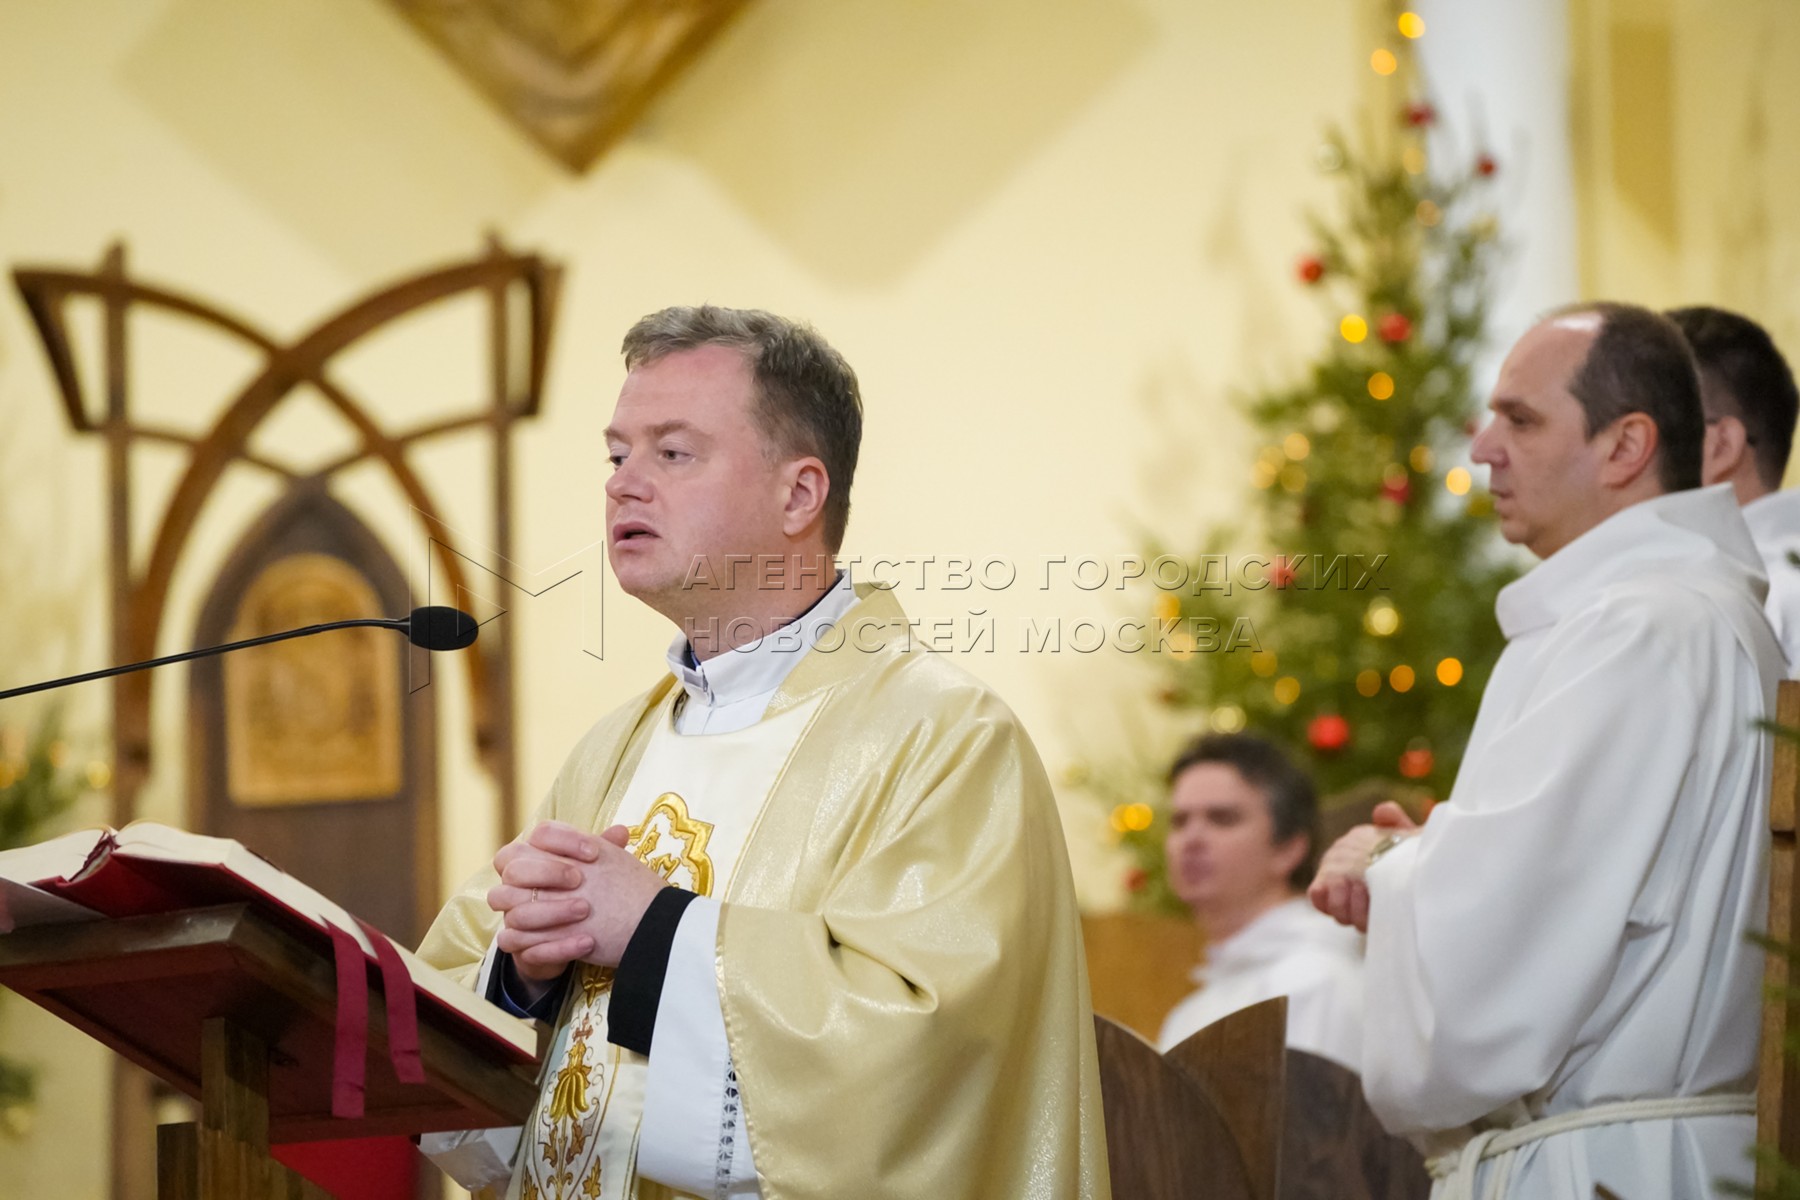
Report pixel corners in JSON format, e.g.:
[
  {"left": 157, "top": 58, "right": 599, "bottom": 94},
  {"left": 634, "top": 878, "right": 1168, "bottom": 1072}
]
[
  {"left": 1742, "top": 487, "right": 1800, "bottom": 547},
  {"left": 664, "top": 572, "right": 856, "bottom": 711},
  {"left": 1494, "top": 484, "right": 1765, "bottom": 639}
]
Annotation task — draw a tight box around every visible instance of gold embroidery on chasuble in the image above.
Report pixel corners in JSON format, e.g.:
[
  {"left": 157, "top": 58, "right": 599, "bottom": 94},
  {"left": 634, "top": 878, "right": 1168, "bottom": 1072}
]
[{"left": 516, "top": 696, "right": 822, "bottom": 1200}]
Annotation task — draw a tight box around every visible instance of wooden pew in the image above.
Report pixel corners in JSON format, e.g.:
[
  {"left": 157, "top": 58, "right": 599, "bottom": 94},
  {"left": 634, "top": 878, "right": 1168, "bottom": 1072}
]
[{"left": 1759, "top": 678, "right": 1800, "bottom": 1192}]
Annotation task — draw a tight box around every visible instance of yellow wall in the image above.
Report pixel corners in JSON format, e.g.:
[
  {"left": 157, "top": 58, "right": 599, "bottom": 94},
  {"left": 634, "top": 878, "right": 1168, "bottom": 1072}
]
[
  {"left": 1573, "top": 0, "right": 1800, "bottom": 475},
  {"left": 0, "top": 0, "right": 1371, "bottom": 1192}
]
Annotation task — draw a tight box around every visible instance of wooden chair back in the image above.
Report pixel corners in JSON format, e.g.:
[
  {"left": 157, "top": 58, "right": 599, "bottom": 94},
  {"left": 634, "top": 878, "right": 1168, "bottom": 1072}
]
[
  {"left": 1094, "top": 1014, "right": 1255, "bottom": 1200},
  {"left": 1278, "top": 1050, "right": 1428, "bottom": 1200},
  {"left": 1162, "top": 997, "right": 1288, "bottom": 1200}
]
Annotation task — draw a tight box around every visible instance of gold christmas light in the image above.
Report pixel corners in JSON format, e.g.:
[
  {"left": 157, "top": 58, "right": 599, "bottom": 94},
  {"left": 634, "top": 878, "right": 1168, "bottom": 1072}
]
[
  {"left": 1210, "top": 705, "right": 1247, "bottom": 733},
  {"left": 1364, "top": 599, "right": 1401, "bottom": 637},
  {"left": 1341, "top": 314, "right": 1369, "bottom": 343},
  {"left": 1274, "top": 676, "right": 1302, "bottom": 705},
  {"left": 1446, "top": 467, "right": 1473, "bottom": 496},
  {"left": 1437, "top": 657, "right": 1465, "bottom": 686},
  {"left": 1368, "top": 371, "right": 1396, "bottom": 400},
  {"left": 1398, "top": 12, "right": 1426, "bottom": 38},
  {"left": 1355, "top": 669, "right": 1382, "bottom": 697},
  {"left": 1371, "top": 48, "right": 1398, "bottom": 75},
  {"left": 1390, "top": 664, "right": 1417, "bottom": 692}
]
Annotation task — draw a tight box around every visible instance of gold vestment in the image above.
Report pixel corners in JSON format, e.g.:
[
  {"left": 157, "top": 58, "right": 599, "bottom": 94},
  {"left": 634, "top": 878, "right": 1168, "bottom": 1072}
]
[{"left": 419, "top": 585, "right": 1111, "bottom": 1199}]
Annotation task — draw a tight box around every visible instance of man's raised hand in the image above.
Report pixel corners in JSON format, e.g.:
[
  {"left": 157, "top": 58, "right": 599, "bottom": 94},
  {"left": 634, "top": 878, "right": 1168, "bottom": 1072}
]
[
  {"left": 488, "top": 821, "right": 667, "bottom": 978},
  {"left": 1307, "top": 801, "right": 1421, "bottom": 932}
]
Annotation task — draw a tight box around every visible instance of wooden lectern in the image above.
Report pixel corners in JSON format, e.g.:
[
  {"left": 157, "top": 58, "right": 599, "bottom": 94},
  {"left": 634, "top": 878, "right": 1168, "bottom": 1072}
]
[{"left": 0, "top": 903, "right": 544, "bottom": 1199}]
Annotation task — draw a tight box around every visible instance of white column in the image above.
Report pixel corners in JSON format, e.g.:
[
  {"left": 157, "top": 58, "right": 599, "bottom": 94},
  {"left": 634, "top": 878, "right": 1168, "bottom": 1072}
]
[{"left": 1415, "top": 0, "right": 1581, "bottom": 383}]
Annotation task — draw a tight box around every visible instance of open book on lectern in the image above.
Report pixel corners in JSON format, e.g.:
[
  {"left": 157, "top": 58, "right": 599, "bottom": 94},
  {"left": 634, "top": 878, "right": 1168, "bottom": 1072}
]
[{"left": 0, "top": 821, "right": 535, "bottom": 1063}]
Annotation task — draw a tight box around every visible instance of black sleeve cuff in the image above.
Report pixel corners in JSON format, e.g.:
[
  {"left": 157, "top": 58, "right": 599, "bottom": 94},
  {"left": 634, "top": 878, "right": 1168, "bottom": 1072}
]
[
  {"left": 488, "top": 952, "right": 570, "bottom": 1022},
  {"left": 607, "top": 887, "right": 700, "bottom": 1056}
]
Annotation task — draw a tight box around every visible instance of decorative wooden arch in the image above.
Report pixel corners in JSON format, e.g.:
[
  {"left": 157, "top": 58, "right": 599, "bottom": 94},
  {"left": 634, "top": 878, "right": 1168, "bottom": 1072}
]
[
  {"left": 14, "top": 239, "right": 558, "bottom": 838},
  {"left": 13, "top": 240, "right": 561, "bottom": 1200}
]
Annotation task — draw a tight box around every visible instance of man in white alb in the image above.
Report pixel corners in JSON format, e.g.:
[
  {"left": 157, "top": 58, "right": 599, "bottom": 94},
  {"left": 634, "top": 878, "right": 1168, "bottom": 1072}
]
[
  {"left": 416, "top": 306, "right": 1109, "bottom": 1199},
  {"left": 1156, "top": 732, "right": 1362, "bottom": 1069},
  {"left": 1310, "top": 303, "right": 1784, "bottom": 1199},
  {"left": 1668, "top": 305, "right": 1800, "bottom": 671}
]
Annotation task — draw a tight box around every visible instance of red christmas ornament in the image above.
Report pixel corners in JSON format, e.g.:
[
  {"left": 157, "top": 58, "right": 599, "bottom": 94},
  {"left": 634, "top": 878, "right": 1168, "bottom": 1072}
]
[
  {"left": 1378, "top": 312, "right": 1414, "bottom": 344},
  {"left": 1308, "top": 713, "right": 1352, "bottom": 754},
  {"left": 1399, "top": 747, "right": 1435, "bottom": 779},
  {"left": 1404, "top": 102, "right": 1437, "bottom": 128},
  {"left": 1476, "top": 153, "right": 1498, "bottom": 177},
  {"left": 1269, "top": 555, "right": 1297, "bottom": 589},
  {"left": 1381, "top": 476, "right": 1412, "bottom": 505},
  {"left": 1297, "top": 255, "right": 1326, "bottom": 284},
  {"left": 1125, "top": 867, "right": 1148, "bottom": 894}
]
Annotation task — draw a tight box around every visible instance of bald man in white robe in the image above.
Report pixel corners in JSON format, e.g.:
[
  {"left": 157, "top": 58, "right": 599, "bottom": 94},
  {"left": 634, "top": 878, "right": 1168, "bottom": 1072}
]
[{"left": 1312, "top": 305, "right": 1784, "bottom": 1199}]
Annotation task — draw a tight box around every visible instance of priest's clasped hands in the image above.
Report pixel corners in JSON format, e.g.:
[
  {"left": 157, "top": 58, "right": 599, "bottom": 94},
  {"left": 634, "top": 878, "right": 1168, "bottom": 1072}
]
[
  {"left": 1308, "top": 800, "right": 1420, "bottom": 933},
  {"left": 487, "top": 820, "right": 669, "bottom": 981}
]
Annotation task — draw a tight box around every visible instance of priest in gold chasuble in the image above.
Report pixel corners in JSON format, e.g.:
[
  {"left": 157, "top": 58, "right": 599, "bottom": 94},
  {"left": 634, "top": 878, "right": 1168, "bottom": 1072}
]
[{"left": 417, "top": 306, "right": 1110, "bottom": 1200}]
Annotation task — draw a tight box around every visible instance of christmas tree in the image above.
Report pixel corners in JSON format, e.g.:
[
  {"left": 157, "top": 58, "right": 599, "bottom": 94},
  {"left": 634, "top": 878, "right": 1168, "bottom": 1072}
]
[
  {"left": 0, "top": 715, "right": 87, "bottom": 1133},
  {"left": 1090, "top": 12, "right": 1519, "bottom": 914}
]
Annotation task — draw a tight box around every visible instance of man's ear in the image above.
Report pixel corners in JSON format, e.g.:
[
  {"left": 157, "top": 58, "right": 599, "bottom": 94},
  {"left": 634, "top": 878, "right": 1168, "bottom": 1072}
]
[
  {"left": 781, "top": 457, "right": 830, "bottom": 538},
  {"left": 1272, "top": 833, "right": 1310, "bottom": 886},
  {"left": 1701, "top": 415, "right": 1749, "bottom": 487},
  {"left": 1598, "top": 412, "right": 1661, "bottom": 490}
]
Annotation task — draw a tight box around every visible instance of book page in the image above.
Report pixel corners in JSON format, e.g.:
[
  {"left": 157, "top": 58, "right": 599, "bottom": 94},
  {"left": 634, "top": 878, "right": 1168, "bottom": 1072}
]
[
  {"left": 0, "top": 827, "right": 114, "bottom": 887},
  {"left": 109, "top": 823, "right": 536, "bottom": 1059}
]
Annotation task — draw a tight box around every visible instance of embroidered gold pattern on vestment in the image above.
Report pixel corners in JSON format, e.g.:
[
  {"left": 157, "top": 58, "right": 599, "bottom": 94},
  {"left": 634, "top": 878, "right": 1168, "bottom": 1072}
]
[{"left": 520, "top": 793, "right": 715, "bottom": 1199}]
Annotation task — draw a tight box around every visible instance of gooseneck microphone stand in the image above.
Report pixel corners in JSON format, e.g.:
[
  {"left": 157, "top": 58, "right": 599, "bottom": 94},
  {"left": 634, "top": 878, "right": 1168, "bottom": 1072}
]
[{"left": 0, "top": 606, "right": 480, "bottom": 702}]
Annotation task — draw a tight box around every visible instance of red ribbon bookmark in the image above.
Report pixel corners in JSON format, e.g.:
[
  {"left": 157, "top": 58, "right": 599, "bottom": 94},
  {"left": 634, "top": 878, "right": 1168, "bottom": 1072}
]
[
  {"left": 356, "top": 917, "right": 424, "bottom": 1086},
  {"left": 326, "top": 921, "right": 369, "bottom": 1120}
]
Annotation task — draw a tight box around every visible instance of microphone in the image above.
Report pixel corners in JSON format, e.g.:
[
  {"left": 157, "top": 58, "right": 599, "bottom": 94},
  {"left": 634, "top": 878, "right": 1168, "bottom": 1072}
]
[{"left": 0, "top": 606, "right": 479, "bottom": 702}]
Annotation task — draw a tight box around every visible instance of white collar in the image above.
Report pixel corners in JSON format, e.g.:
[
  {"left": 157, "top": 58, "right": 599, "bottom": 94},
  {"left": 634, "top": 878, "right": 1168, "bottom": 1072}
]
[
  {"left": 1493, "top": 485, "right": 1766, "bottom": 639},
  {"left": 1193, "top": 896, "right": 1353, "bottom": 981},
  {"left": 1741, "top": 487, "right": 1800, "bottom": 545},
  {"left": 664, "top": 572, "right": 857, "bottom": 710}
]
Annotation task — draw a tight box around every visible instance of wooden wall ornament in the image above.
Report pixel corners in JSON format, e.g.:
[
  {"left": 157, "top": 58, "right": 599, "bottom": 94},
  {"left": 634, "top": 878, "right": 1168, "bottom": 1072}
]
[
  {"left": 13, "top": 239, "right": 561, "bottom": 1200},
  {"left": 386, "top": 0, "right": 755, "bottom": 172}
]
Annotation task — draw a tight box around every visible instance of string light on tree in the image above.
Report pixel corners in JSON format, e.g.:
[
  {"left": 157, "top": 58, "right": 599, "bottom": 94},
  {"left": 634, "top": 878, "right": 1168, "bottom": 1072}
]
[
  {"left": 1398, "top": 740, "right": 1434, "bottom": 778},
  {"left": 1086, "top": 11, "right": 1516, "bottom": 914},
  {"left": 1308, "top": 713, "right": 1352, "bottom": 754}
]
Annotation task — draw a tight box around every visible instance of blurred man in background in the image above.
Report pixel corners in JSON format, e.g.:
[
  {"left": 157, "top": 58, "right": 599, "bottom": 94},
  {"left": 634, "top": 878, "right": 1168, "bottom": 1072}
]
[{"left": 1157, "top": 732, "right": 1362, "bottom": 1069}]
